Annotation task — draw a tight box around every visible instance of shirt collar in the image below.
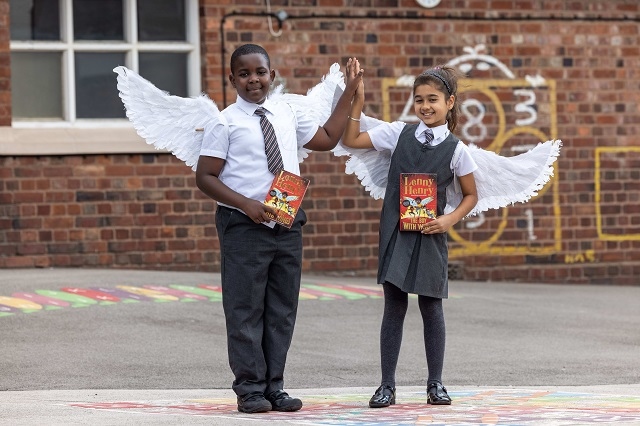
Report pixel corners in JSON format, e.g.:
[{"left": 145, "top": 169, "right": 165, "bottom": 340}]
[
  {"left": 235, "top": 95, "right": 275, "bottom": 116},
  {"left": 416, "top": 122, "right": 450, "bottom": 142}
]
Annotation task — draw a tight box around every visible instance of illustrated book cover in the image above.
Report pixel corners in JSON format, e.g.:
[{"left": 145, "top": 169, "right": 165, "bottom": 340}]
[
  {"left": 400, "top": 173, "right": 437, "bottom": 231},
  {"left": 263, "top": 170, "right": 310, "bottom": 228}
]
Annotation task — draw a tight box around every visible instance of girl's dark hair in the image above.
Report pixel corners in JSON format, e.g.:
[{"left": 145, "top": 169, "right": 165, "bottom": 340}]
[
  {"left": 230, "top": 44, "right": 271, "bottom": 73},
  {"left": 413, "top": 65, "right": 465, "bottom": 132}
]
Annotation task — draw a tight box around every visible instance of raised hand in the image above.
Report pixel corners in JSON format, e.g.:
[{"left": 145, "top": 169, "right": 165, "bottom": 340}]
[{"left": 345, "top": 57, "right": 364, "bottom": 98}]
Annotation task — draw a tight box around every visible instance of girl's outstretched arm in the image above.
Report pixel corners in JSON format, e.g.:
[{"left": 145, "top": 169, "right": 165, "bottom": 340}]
[
  {"left": 421, "top": 172, "right": 478, "bottom": 234},
  {"left": 342, "top": 63, "right": 374, "bottom": 149}
]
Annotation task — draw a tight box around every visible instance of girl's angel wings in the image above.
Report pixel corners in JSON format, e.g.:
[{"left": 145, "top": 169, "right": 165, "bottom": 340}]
[
  {"left": 331, "top": 112, "right": 390, "bottom": 200},
  {"left": 336, "top": 131, "right": 562, "bottom": 218},
  {"left": 114, "top": 66, "right": 221, "bottom": 171},
  {"left": 320, "top": 84, "right": 391, "bottom": 199},
  {"left": 445, "top": 139, "right": 562, "bottom": 217},
  {"left": 324, "top": 77, "right": 563, "bottom": 216}
]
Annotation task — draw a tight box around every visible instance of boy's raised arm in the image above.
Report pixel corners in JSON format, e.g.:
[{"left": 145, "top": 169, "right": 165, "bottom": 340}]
[{"left": 304, "top": 58, "right": 364, "bottom": 151}]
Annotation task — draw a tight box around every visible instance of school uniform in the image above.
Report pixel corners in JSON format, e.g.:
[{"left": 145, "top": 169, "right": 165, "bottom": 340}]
[
  {"left": 200, "top": 95, "right": 317, "bottom": 397},
  {"left": 368, "top": 122, "right": 478, "bottom": 298}
]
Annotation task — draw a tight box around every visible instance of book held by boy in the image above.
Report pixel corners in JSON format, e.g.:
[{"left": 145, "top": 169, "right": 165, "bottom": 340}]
[
  {"left": 400, "top": 173, "right": 437, "bottom": 231},
  {"left": 263, "top": 170, "right": 310, "bottom": 229}
]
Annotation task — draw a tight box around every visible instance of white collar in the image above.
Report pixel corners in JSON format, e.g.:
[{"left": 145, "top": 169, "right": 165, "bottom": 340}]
[
  {"left": 235, "top": 95, "right": 276, "bottom": 116},
  {"left": 416, "top": 122, "right": 449, "bottom": 141}
]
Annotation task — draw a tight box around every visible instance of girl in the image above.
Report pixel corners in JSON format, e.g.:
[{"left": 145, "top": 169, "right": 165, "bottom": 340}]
[{"left": 342, "top": 64, "right": 478, "bottom": 407}]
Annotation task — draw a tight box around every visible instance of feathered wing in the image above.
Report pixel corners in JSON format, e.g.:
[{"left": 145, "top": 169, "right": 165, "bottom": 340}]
[
  {"left": 270, "top": 63, "right": 348, "bottom": 163},
  {"left": 114, "top": 66, "right": 221, "bottom": 171},
  {"left": 445, "top": 139, "right": 562, "bottom": 217},
  {"left": 336, "top": 141, "right": 391, "bottom": 200},
  {"left": 322, "top": 71, "right": 563, "bottom": 214},
  {"left": 338, "top": 132, "right": 562, "bottom": 216},
  {"left": 326, "top": 84, "right": 391, "bottom": 199}
]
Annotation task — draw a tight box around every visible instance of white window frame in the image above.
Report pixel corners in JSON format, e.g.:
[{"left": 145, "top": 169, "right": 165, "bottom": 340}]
[{"left": 1, "top": 0, "right": 200, "bottom": 155}]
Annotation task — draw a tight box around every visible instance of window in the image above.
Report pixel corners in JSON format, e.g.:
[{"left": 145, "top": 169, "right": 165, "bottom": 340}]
[{"left": 9, "top": 0, "right": 200, "bottom": 126}]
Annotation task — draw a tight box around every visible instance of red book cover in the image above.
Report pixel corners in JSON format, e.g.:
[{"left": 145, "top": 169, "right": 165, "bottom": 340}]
[
  {"left": 263, "top": 170, "right": 310, "bottom": 229},
  {"left": 400, "top": 173, "right": 437, "bottom": 231}
]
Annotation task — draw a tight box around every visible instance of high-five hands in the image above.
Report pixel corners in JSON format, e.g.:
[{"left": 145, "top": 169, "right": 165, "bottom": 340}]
[{"left": 345, "top": 57, "right": 364, "bottom": 99}]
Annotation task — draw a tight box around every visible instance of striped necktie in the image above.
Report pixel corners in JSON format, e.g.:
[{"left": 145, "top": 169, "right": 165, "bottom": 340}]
[
  {"left": 423, "top": 129, "right": 434, "bottom": 145},
  {"left": 255, "top": 107, "right": 284, "bottom": 175}
]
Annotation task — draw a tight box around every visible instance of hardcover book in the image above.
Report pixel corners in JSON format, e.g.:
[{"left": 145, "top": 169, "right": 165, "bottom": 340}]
[
  {"left": 263, "top": 170, "right": 310, "bottom": 229},
  {"left": 400, "top": 173, "right": 437, "bottom": 231}
]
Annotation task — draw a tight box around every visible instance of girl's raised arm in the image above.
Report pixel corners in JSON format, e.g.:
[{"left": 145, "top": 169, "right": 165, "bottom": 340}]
[{"left": 342, "top": 62, "right": 374, "bottom": 149}]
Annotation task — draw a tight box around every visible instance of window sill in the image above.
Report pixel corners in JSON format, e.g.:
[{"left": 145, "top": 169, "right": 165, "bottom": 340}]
[{"left": 0, "top": 127, "right": 166, "bottom": 156}]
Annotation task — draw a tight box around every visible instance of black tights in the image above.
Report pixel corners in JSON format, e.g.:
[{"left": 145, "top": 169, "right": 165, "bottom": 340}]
[{"left": 379, "top": 282, "right": 446, "bottom": 388}]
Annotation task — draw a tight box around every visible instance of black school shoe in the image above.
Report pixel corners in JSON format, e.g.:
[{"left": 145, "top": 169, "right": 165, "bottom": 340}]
[
  {"left": 266, "top": 390, "right": 303, "bottom": 412},
  {"left": 237, "top": 392, "right": 272, "bottom": 413},
  {"left": 427, "top": 381, "right": 452, "bottom": 405},
  {"left": 369, "top": 385, "right": 396, "bottom": 408}
]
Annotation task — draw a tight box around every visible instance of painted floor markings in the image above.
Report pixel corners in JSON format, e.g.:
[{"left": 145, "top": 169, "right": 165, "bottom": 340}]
[
  {"left": 0, "top": 281, "right": 387, "bottom": 317},
  {"left": 68, "top": 389, "right": 640, "bottom": 424}
]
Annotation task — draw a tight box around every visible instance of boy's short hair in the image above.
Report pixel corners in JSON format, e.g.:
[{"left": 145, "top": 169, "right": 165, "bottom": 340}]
[{"left": 230, "top": 44, "right": 271, "bottom": 73}]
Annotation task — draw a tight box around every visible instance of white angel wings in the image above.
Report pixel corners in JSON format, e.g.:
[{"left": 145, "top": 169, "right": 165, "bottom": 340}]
[
  {"left": 445, "top": 140, "right": 561, "bottom": 217},
  {"left": 335, "top": 131, "right": 562, "bottom": 218},
  {"left": 114, "top": 64, "right": 562, "bottom": 218},
  {"left": 114, "top": 66, "right": 220, "bottom": 171},
  {"left": 323, "top": 78, "right": 562, "bottom": 218},
  {"left": 114, "top": 64, "right": 346, "bottom": 170}
]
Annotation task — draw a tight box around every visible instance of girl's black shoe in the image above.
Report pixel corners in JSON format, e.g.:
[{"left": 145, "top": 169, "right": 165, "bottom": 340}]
[
  {"left": 369, "top": 385, "right": 396, "bottom": 408},
  {"left": 427, "top": 381, "right": 451, "bottom": 405}
]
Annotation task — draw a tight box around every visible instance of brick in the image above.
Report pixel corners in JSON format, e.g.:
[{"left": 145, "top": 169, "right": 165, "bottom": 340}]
[{"left": 0, "top": 3, "right": 638, "bottom": 285}]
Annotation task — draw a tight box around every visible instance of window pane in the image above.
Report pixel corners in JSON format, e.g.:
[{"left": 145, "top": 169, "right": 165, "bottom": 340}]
[
  {"left": 73, "top": 0, "right": 123, "bottom": 41},
  {"left": 138, "top": 0, "right": 186, "bottom": 41},
  {"left": 11, "top": 52, "right": 62, "bottom": 119},
  {"left": 75, "top": 52, "right": 126, "bottom": 118},
  {"left": 139, "top": 53, "right": 188, "bottom": 97},
  {"left": 10, "top": 0, "right": 60, "bottom": 41}
]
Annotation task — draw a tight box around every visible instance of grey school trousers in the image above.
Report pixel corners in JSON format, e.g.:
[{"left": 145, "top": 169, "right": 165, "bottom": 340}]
[{"left": 215, "top": 205, "right": 306, "bottom": 397}]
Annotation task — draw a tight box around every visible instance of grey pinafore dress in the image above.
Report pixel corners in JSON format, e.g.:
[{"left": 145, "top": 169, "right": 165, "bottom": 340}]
[{"left": 377, "top": 124, "right": 458, "bottom": 298}]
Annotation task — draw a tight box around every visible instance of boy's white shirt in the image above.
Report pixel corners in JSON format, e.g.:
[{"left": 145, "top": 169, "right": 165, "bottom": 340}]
[{"left": 200, "top": 95, "right": 317, "bottom": 209}]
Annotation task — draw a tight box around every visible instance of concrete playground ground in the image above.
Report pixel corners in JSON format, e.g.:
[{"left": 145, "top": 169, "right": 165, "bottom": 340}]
[{"left": 0, "top": 268, "right": 639, "bottom": 425}]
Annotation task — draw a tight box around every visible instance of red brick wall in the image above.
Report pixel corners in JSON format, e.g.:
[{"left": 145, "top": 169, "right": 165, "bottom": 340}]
[
  {"left": 1, "top": 1, "right": 640, "bottom": 285},
  {"left": 0, "top": 155, "right": 218, "bottom": 269}
]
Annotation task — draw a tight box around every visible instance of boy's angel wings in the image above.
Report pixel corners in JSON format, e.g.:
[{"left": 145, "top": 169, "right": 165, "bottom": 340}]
[
  {"left": 269, "top": 62, "right": 346, "bottom": 162},
  {"left": 114, "top": 64, "right": 347, "bottom": 169},
  {"left": 114, "top": 66, "right": 221, "bottom": 171}
]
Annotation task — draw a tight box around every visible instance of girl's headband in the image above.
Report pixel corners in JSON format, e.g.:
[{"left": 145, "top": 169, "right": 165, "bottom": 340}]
[{"left": 421, "top": 70, "right": 452, "bottom": 96}]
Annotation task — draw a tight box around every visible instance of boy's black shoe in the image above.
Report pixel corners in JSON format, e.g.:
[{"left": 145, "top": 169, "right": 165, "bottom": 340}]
[
  {"left": 237, "top": 392, "right": 272, "bottom": 413},
  {"left": 369, "top": 385, "right": 396, "bottom": 408},
  {"left": 266, "top": 390, "right": 303, "bottom": 412},
  {"left": 427, "top": 381, "right": 452, "bottom": 405}
]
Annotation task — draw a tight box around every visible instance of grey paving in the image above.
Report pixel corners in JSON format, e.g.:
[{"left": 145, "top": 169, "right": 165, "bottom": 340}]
[{"left": 0, "top": 268, "right": 639, "bottom": 425}]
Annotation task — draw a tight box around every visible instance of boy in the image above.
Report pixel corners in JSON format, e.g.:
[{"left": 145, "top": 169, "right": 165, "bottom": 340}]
[{"left": 195, "top": 44, "right": 363, "bottom": 413}]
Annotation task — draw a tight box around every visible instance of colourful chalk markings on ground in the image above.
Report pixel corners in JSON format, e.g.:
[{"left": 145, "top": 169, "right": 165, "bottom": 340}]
[
  {"left": 0, "top": 281, "right": 383, "bottom": 317},
  {"left": 68, "top": 389, "right": 640, "bottom": 424}
]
